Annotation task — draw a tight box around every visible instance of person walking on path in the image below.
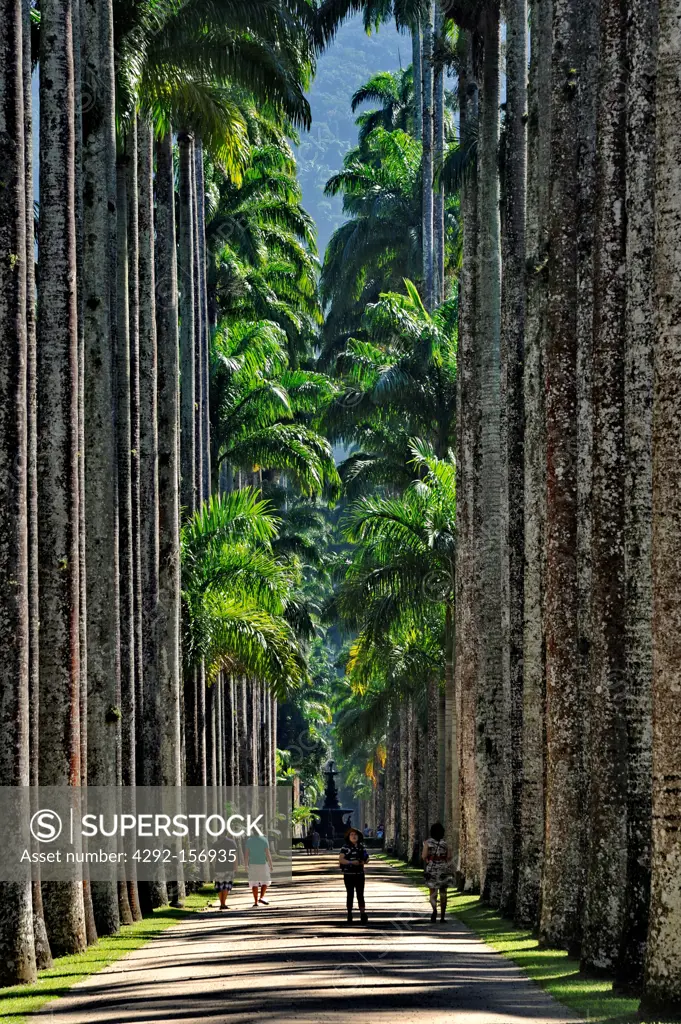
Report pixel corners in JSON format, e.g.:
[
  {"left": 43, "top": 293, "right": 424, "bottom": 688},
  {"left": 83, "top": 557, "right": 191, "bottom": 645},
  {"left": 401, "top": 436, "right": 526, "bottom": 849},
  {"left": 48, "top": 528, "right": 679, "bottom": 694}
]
[
  {"left": 214, "top": 834, "right": 238, "bottom": 909},
  {"left": 245, "top": 831, "right": 274, "bottom": 907},
  {"left": 311, "top": 828, "right": 321, "bottom": 854},
  {"left": 215, "top": 878, "right": 233, "bottom": 910},
  {"left": 422, "top": 822, "right": 454, "bottom": 923},
  {"left": 339, "top": 827, "right": 369, "bottom": 924}
]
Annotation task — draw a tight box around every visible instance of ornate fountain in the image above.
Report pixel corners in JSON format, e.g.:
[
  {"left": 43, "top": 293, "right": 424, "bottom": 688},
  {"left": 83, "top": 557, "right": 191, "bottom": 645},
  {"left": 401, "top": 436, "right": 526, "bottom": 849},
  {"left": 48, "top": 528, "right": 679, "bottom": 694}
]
[{"left": 314, "top": 760, "right": 354, "bottom": 844}]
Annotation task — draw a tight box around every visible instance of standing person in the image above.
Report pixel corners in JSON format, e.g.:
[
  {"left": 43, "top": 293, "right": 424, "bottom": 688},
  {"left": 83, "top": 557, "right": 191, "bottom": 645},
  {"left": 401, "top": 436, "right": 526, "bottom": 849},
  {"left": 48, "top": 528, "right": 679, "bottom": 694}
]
[
  {"left": 245, "top": 831, "right": 273, "bottom": 907},
  {"left": 214, "top": 834, "right": 238, "bottom": 910},
  {"left": 339, "top": 827, "right": 369, "bottom": 924},
  {"left": 422, "top": 822, "right": 453, "bottom": 923},
  {"left": 311, "top": 828, "right": 321, "bottom": 855}
]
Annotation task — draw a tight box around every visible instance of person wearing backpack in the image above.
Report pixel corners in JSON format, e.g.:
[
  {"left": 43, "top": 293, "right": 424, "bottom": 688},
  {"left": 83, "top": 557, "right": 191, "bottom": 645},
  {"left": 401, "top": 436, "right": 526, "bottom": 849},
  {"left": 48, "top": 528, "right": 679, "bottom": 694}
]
[{"left": 422, "top": 822, "right": 454, "bottom": 923}]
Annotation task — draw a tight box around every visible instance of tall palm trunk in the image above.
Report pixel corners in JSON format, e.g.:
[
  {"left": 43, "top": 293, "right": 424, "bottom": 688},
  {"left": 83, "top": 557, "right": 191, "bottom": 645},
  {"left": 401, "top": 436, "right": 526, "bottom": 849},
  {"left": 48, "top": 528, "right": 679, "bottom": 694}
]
[
  {"left": 136, "top": 117, "right": 161, "bottom": 915},
  {"left": 178, "top": 132, "right": 196, "bottom": 522},
  {"left": 223, "top": 676, "right": 234, "bottom": 784},
  {"left": 421, "top": 0, "right": 435, "bottom": 309},
  {"left": 37, "top": 0, "right": 86, "bottom": 955},
  {"left": 540, "top": 0, "right": 584, "bottom": 954},
  {"left": 138, "top": 118, "right": 158, "bottom": 775},
  {"left": 155, "top": 131, "right": 183, "bottom": 901},
  {"left": 581, "top": 0, "right": 628, "bottom": 973},
  {"left": 81, "top": 0, "right": 120, "bottom": 938},
  {"left": 443, "top": 604, "right": 457, "bottom": 858},
  {"left": 185, "top": 667, "right": 198, "bottom": 785},
  {"left": 21, "top": 0, "right": 54, "bottom": 967},
  {"left": 0, "top": 0, "right": 37, "bottom": 982},
  {"left": 206, "top": 682, "right": 217, "bottom": 786},
  {"left": 190, "top": 144, "right": 208, "bottom": 787},
  {"left": 406, "top": 700, "right": 419, "bottom": 863},
  {"left": 433, "top": 4, "right": 445, "bottom": 303},
  {"left": 615, "top": 0, "right": 657, "bottom": 992},
  {"left": 639, "top": 0, "right": 681, "bottom": 1013},
  {"left": 516, "top": 0, "right": 551, "bottom": 931},
  {"left": 115, "top": 148, "right": 139, "bottom": 925},
  {"left": 192, "top": 153, "right": 204, "bottom": 507},
  {"left": 219, "top": 676, "right": 227, "bottom": 786},
  {"left": 127, "top": 124, "right": 145, "bottom": 898},
  {"left": 475, "top": 0, "right": 503, "bottom": 906},
  {"left": 499, "top": 0, "right": 527, "bottom": 918},
  {"left": 398, "top": 705, "right": 409, "bottom": 859},
  {"left": 197, "top": 663, "right": 207, "bottom": 786},
  {"left": 268, "top": 692, "right": 275, "bottom": 788},
  {"left": 411, "top": 23, "right": 423, "bottom": 140},
  {"left": 455, "top": 30, "right": 480, "bottom": 893},
  {"left": 251, "top": 681, "right": 260, "bottom": 786},
  {"left": 575, "top": 0, "right": 599, "bottom": 809},
  {"left": 195, "top": 141, "right": 211, "bottom": 500},
  {"left": 137, "top": 123, "right": 164, "bottom": 909},
  {"left": 71, "top": 0, "right": 97, "bottom": 947}
]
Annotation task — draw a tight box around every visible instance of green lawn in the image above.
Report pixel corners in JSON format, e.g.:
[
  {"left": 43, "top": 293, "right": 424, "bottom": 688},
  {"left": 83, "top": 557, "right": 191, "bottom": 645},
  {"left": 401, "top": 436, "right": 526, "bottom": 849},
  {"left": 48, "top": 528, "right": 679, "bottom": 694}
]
[
  {"left": 0, "top": 886, "right": 216, "bottom": 1024},
  {"left": 375, "top": 854, "right": 661, "bottom": 1024}
]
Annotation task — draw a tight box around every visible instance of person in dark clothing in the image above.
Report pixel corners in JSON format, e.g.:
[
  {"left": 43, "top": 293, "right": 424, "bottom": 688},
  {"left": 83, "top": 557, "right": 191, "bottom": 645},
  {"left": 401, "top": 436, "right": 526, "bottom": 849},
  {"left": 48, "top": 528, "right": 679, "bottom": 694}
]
[{"left": 339, "top": 827, "right": 369, "bottom": 924}]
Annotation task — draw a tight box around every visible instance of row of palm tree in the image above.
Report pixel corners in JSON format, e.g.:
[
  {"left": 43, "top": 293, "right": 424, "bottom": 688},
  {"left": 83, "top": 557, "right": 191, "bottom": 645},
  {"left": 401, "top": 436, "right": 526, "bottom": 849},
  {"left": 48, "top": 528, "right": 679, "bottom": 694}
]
[
  {"left": 316, "top": 0, "right": 681, "bottom": 1015},
  {"left": 0, "top": 0, "right": 340, "bottom": 986}
]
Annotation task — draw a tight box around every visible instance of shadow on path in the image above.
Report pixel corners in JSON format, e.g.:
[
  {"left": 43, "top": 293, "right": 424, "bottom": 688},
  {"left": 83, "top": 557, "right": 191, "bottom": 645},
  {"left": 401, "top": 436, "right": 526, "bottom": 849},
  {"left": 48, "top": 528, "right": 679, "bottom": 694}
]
[{"left": 37, "top": 853, "right": 577, "bottom": 1024}]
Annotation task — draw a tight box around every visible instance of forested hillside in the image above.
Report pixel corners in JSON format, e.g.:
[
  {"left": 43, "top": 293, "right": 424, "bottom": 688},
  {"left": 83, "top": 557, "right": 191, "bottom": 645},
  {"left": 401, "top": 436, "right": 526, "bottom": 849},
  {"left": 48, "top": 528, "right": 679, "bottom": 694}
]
[{"left": 298, "top": 16, "right": 404, "bottom": 253}]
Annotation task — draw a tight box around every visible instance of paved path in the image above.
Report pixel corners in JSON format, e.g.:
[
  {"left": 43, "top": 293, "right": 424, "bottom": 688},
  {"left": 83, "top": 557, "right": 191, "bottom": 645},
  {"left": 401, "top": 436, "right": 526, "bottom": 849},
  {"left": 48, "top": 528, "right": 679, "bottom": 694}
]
[{"left": 38, "top": 853, "right": 576, "bottom": 1024}]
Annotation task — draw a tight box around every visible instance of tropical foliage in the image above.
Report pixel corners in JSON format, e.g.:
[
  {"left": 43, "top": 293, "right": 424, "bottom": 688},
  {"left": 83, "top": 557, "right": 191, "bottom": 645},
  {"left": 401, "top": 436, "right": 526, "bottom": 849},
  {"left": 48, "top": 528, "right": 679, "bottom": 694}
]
[{"left": 0, "top": 0, "right": 679, "bottom": 1015}]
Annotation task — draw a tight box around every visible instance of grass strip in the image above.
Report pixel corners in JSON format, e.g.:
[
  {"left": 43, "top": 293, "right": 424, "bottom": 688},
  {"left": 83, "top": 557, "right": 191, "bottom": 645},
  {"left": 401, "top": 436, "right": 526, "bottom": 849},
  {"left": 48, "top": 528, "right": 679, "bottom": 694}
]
[
  {"left": 0, "top": 886, "right": 216, "bottom": 1023},
  {"left": 376, "top": 853, "right": 653, "bottom": 1024}
]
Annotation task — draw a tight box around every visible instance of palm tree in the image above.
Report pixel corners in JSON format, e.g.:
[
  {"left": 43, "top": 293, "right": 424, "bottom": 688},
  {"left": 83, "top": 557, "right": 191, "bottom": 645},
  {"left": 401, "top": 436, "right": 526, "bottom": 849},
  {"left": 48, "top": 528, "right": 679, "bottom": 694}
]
[
  {"left": 472, "top": 0, "right": 503, "bottom": 910},
  {"left": 179, "top": 131, "right": 197, "bottom": 523},
  {"left": 0, "top": 0, "right": 36, "bottom": 983},
  {"left": 615, "top": 0, "right": 656, "bottom": 993},
  {"left": 499, "top": 0, "right": 526, "bottom": 918},
  {"left": 37, "top": 0, "right": 86, "bottom": 956},
  {"left": 209, "top": 319, "right": 340, "bottom": 496},
  {"left": 206, "top": 141, "right": 321, "bottom": 363},
  {"left": 81, "top": 0, "right": 121, "bottom": 937},
  {"left": 581, "top": 0, "right": 628, "bottom": 974},
  {"left": 421, "top": 0, "right": 435, "bottom": 309},
  {"left": 640, "top": 0, "right": 681, "bottom": 1013},
  {"left": 153, "top": 131, "right": 183, "bottom": 886},
  {"left": 516, "top": 0, "right": 550, "bottom": 931},
  {"left": 320, "top": 129, "right": 425, "bottom": 355},
  {"left": 540, "top": 0, "right": 586, "bottom": 955},
  {"left": 22, "top": 0, "right": 54, "bottom": 967},
  {"left": 115, "top": 144, "right": 140, "bottom": 924},
  {"left": 433, "top": 4, "right": 448, "bottom": 303},
  {"left": 336, "top": 440, "right": 456, "bottom": 852},
  {"left": 351, "top": 68, "right": 417, "bottom": 144},
  {"left": 325, "top": 281, "right": 457, "bottom": 494},
  {"left": 181, "top": 489, "right": 309, "bottom": 696},
  {"left": 453, "top": 26, "right": 480, "bottom": 895}
]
